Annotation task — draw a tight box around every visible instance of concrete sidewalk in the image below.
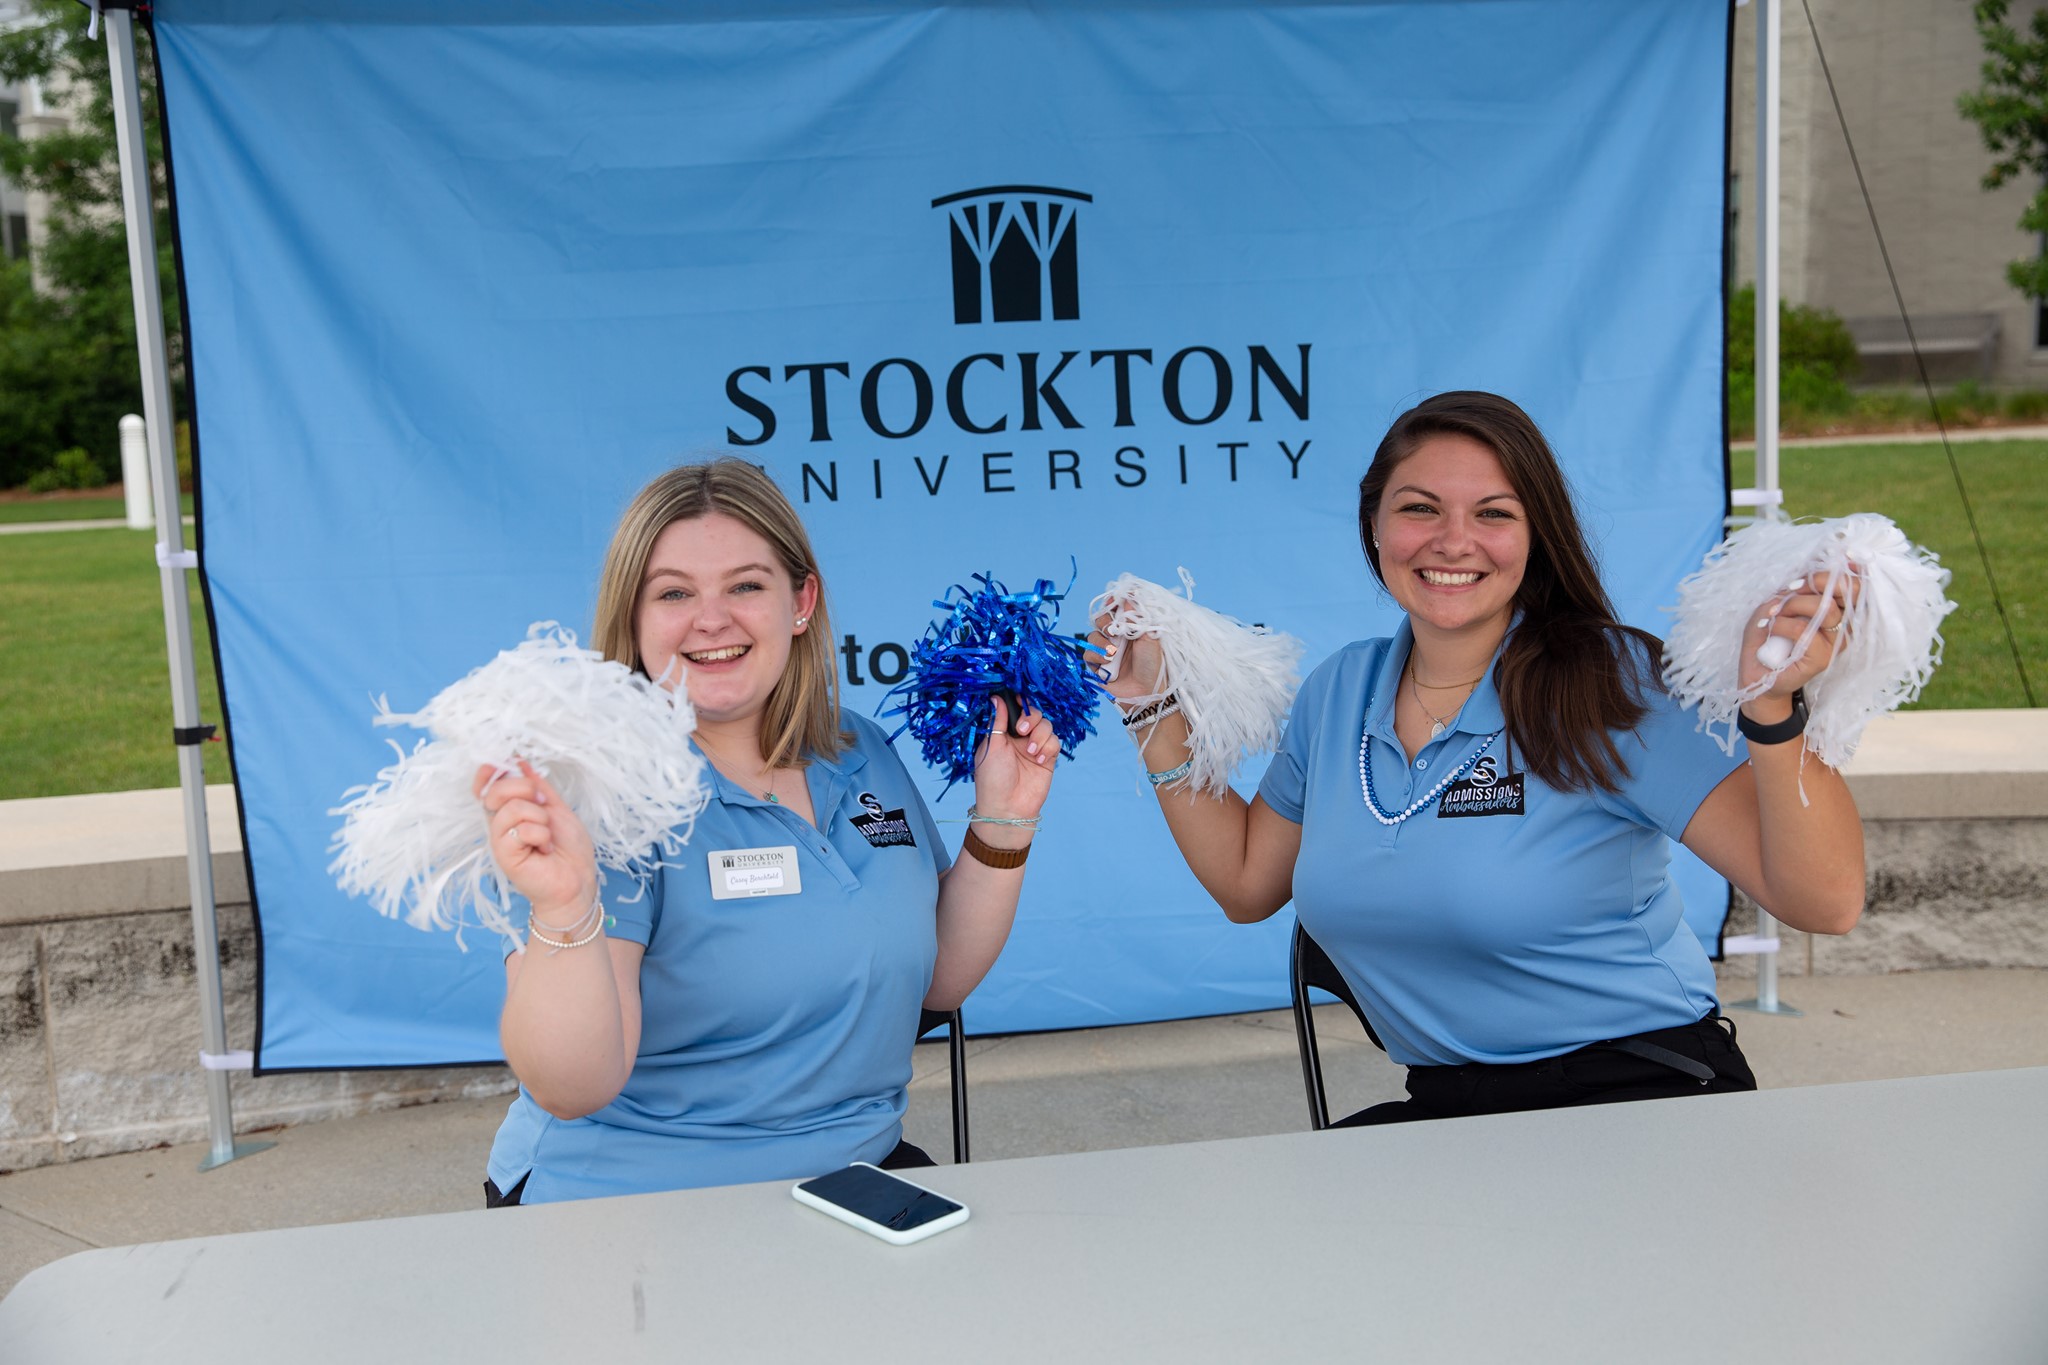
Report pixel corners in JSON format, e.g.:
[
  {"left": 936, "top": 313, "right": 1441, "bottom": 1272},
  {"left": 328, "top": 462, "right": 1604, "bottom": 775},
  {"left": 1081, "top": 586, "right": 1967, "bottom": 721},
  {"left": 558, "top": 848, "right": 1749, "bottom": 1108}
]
[
  {"left": 1730, "top": 422, "right": 2048, "bottom": 448},
  {"left": 4, "top": 965, "right": 2044, "bottom": 1300},
  {"left": 0, "top": 514, "right": 193, "bottom": 536}
]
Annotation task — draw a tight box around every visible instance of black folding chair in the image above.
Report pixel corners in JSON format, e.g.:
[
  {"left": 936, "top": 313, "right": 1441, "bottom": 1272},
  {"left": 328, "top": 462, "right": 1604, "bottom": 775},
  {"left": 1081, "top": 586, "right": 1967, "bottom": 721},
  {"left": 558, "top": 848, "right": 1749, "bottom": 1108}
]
[
  {"left": 917, "top": 1007, "right": 971, "bottom": 1163},
  {"left": 1290, "top": 924, "right": 1386, "bottom": 1130}
]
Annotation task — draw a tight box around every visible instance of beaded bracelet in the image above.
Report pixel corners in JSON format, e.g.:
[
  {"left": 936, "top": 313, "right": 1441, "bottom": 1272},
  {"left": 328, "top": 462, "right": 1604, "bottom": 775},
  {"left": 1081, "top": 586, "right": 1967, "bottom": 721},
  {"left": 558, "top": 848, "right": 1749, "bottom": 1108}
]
[
  {"left": 528, "top": 896, "right": 612, "bottom": 952},
  {"left": 529, "top": 916, "right": 609, "bottom": 952},
  {"left": 1144, "top": 757, "right": 1194, "bottom": 788},
  {"left": 529, "top": 895, "right": 602, "bottom": 937},
  {"left": 965, "top": 805, "right": 1042, "bottom": 829}
]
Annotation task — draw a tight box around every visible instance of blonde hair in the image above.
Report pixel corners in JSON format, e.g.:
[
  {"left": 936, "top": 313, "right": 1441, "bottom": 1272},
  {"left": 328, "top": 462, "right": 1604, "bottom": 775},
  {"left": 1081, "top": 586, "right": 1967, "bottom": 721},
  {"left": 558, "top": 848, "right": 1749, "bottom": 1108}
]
[{"left": 593, "top": 458, "right": 845, "bottom": 768}]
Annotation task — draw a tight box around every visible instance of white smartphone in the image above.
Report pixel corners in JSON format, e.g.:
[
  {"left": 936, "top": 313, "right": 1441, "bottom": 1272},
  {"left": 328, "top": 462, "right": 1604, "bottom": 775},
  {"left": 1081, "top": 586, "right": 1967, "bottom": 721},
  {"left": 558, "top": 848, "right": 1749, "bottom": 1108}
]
[{"left": 791, "top": 1162, "right": 970, "bottom": 1246}]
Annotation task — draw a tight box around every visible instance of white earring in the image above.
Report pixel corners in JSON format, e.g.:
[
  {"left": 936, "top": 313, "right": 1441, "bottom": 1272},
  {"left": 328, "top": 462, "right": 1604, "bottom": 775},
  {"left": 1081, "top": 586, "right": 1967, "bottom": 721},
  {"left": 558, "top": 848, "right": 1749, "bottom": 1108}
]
[{"left": 794, "top": 616, "right": 809, "bottom": 630}]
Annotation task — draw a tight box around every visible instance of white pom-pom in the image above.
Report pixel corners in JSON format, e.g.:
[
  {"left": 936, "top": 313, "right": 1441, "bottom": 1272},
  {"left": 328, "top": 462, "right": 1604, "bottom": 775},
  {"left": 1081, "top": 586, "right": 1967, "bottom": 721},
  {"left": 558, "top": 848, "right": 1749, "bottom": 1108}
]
[
  {"left": 329, "top": 622, "right": 708, "bottom": 944},
  {"left": 1663, "top": 514, "right": 1955, "bottom": 768},
  {"left": 1090, "top": 569, "right": 1306, "bottom": 796}
]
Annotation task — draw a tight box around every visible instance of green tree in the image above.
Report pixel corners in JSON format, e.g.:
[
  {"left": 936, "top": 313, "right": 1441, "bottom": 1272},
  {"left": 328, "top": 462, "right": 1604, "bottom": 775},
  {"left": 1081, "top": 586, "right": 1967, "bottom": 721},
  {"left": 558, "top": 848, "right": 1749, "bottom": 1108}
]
[
  {"left": 0, "top": 0, "right": 177, "bottom": 488},
  {"left": 1958, "top": 0, "right": 2048, "bottom": 301}
]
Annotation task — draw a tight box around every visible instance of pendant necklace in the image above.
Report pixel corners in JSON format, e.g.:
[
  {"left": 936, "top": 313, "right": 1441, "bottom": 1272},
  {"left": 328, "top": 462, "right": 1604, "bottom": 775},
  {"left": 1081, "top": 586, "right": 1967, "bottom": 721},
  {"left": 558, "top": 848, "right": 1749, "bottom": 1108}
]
[
  {"left": 704, "top": 739, "right": 782, "bottom": 804},
  {"left": 1409, "top": 669, "right": 1457, "bottom": 740},
  {"left": 1406, "top": 663, "right": 1484, "bottom": 741}
]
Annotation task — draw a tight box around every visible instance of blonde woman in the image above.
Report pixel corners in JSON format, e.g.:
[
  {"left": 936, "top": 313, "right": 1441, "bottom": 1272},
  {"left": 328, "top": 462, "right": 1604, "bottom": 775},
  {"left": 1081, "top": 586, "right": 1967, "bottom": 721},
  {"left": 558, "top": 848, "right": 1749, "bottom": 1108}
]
[{"left": 478, "top": 459, "right": 1059, "bottom": 1204}]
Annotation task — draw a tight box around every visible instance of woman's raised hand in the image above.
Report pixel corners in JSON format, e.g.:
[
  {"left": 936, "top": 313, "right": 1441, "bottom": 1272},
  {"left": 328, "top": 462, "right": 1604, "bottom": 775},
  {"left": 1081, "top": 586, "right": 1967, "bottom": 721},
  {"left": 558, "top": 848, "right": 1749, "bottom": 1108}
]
[
  {"left": 970, "top": 695, "right": 1061, "bottom": 824},
  {"left": 1741, "top": 571, "right": 1853, "bottom": 697},
  {"left": 472, "top": 760, "right": 598, "bottom": 923},
  {"left": 1086, "top": 601, "right": 1167, "bottom": 708}
]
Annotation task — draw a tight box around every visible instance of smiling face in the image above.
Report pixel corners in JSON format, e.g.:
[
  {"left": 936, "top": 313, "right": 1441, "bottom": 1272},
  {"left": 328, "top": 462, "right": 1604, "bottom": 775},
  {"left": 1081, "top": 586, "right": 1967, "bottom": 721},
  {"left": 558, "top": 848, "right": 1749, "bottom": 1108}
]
[
  {"left": 1371, "top": 433, "right": 1529, "bottom": 646},
  {"left": 633, "top": 512, "right": 819, "bottom": 733}
]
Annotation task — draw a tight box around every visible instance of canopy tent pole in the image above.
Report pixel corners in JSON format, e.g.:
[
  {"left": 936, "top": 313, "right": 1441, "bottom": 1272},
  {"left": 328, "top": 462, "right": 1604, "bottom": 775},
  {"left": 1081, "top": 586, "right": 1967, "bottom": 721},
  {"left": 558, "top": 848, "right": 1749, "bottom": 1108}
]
[
  {"left": 105, "top": 6, "right": 275, "bottom": 1168},
  {"left": 1727, "top": 0, "right": 1801, "bottom": 1018}
]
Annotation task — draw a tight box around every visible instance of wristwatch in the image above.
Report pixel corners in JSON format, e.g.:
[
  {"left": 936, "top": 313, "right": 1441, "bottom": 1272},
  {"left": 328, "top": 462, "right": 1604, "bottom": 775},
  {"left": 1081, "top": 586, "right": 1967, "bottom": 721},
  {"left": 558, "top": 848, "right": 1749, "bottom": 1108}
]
[{"left": 1737, "top": 688, "right": 1808, "bottom": 746}]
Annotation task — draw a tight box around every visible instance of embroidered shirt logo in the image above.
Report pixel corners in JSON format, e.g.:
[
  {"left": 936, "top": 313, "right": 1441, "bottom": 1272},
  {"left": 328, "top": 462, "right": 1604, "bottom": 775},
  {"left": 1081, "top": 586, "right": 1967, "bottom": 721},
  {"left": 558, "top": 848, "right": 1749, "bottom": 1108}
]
[
  {"left": 850, "top": 791, "right": 918, "bottom": 848},
  {"left": 1437, "top": 757, "right": 1525, "bottom": 818}
]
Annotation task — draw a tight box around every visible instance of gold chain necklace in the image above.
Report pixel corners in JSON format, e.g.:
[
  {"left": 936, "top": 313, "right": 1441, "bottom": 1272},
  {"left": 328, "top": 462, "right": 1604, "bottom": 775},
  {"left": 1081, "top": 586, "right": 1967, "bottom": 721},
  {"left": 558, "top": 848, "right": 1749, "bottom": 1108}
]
[{"left": 1407, "top": 665, "right": 1476, "bottom": 740}]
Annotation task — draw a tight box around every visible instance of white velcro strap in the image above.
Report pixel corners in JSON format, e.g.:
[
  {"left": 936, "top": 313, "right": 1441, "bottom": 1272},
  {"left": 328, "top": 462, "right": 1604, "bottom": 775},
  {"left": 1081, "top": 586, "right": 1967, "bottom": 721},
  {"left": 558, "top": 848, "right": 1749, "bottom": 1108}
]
[
  {"left": 157, "top": 544, "right": 199, "bottom": 570},
  {"left": 199, "top": 1050, "right": 254, "bottom": 1071}
]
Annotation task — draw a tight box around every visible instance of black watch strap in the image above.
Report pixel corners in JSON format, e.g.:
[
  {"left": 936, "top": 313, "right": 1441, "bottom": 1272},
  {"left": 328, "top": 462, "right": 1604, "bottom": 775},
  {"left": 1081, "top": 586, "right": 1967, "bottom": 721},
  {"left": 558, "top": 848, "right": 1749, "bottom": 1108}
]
[{"left": 1737, "top": 688, "right": 1808, "bottom": 746}]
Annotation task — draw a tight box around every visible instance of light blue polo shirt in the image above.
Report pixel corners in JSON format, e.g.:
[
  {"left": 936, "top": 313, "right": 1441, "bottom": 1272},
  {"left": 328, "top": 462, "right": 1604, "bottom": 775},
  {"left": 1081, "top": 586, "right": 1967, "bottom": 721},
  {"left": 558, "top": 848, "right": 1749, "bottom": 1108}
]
[
  {"left": 488, "top": 712, "right": 948, "bottom": 1203},
  {"left": 1258, "top": 623, "right": 1745, "bottom": 1068}
]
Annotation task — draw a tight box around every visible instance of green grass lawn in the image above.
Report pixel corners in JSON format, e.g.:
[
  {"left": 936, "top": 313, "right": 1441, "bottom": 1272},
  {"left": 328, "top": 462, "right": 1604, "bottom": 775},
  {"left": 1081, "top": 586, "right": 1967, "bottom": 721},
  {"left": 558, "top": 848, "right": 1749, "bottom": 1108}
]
[
  {"left": 0, "top": 526, "right": 232, "bottom": 800},
  {"left": 0, "top": 440, "right": 2038, "bottom": 801},
  {"left": 1732, "top": 440, "right": 2044, "bottom": 711},
  {"left": 0, "top": 493, "right": 194, "bottom": 525}
]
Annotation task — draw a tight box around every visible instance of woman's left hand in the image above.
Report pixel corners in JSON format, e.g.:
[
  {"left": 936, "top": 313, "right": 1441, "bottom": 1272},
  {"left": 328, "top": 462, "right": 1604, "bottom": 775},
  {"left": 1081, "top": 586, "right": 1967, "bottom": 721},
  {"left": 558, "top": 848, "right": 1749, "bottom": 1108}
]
[
  {"left": 969, "top": 695, "right": 1062, "bottom": 827},
  {"left": 1739, "top": 572, "right": 1852, "bottom": 698}
]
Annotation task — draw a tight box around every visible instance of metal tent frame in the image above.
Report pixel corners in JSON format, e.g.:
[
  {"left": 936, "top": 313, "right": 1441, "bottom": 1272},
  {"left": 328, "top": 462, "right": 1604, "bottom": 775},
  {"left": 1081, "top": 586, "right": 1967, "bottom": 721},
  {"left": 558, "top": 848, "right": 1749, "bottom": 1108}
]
[
  {"left": 103, "top": 2, "right": 272, "bottom": 1169},
  {"left": 94, "top": 0, "right": 1796, "bottom": 1168}
]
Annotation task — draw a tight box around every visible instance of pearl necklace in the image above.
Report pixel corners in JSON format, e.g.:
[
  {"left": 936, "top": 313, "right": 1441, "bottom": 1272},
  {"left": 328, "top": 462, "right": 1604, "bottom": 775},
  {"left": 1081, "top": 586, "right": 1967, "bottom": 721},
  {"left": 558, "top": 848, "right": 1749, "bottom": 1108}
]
[{"left": 1357, "top": 720, "right": 1504, "bottom": 826}]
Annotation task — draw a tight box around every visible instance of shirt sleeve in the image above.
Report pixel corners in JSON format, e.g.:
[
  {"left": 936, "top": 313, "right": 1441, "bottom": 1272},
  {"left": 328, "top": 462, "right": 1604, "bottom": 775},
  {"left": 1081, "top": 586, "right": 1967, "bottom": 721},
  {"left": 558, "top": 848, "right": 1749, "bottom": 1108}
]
[
  {"left": 858, "top": 713, "right": 953, "bottom": 877},
  {"left": 907, "top": 781, "right": 953, "bottom": 877},
  {"left": 600, "top": 858, "right": 663, "bottom": 947},
  {"left": 1596, "top": 686, "right": 1749, "bottom": 841},
  {"left": 1258, "top": 652, "right": 1341, "bottom": 824}
]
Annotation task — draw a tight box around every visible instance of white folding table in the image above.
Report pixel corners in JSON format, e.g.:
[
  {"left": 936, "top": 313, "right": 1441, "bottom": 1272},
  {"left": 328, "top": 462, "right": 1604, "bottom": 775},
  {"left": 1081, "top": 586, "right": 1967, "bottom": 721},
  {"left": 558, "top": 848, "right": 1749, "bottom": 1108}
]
[{"left": 4, "top": 1067, "right": 2043, "bottom": 1363}]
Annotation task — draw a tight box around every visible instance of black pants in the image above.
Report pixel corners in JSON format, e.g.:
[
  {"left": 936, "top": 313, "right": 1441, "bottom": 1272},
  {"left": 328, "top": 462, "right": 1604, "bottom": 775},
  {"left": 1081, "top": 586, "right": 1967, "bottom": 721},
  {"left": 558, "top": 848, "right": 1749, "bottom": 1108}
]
[
  {"left": 1334, "top": 1012, "right": 1756, "bottom": 1128},
  {"left": 482, "top": 1137, "right": 936, "bottom": 1209}
]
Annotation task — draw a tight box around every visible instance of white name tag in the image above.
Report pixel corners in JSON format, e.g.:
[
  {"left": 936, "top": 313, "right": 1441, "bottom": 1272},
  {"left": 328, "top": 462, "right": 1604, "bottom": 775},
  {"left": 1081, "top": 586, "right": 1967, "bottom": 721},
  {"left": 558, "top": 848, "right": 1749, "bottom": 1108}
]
[{"left": 707, "top": 845, "right": 802, "bottom": 900}]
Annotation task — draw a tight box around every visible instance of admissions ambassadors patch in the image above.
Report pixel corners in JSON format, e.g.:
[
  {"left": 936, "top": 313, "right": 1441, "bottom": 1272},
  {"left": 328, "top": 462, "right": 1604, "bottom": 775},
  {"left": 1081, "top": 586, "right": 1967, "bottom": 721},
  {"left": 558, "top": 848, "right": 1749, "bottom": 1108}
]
[{"left": 1436, "top": 756, "right": 1524, "bottom": 819}]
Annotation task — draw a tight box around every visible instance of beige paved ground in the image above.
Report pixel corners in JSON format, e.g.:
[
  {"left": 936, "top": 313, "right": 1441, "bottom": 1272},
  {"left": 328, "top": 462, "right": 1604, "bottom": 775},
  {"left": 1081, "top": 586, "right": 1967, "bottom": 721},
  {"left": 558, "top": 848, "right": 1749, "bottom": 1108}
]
[{"left": 4, "top": 965, "right": 2043, "bottom": 1301}]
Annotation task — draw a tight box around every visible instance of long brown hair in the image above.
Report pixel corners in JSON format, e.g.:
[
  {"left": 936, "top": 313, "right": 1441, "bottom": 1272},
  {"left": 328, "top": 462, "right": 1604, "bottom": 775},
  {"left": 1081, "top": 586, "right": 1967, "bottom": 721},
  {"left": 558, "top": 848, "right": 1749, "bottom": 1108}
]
[
  {"left": 1357, "top": 391, "right": 1660, "bottom": 793},
  {"left": 593, "top": 458, "right": 845, "bottom": 768}
]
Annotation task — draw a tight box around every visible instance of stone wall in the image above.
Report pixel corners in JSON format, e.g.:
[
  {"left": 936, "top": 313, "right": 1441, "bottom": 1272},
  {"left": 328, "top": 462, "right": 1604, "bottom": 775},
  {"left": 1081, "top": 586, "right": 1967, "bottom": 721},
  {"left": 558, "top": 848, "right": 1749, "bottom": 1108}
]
[
  {"left": 1, "top": 895, "right": 512, "bottom": 1173},
  {"left": 1720, "top": 816, "right": 2048, "bottom": 983},
  {"left": 0, "top": 788, "right": 513, "bottom": 1175}
]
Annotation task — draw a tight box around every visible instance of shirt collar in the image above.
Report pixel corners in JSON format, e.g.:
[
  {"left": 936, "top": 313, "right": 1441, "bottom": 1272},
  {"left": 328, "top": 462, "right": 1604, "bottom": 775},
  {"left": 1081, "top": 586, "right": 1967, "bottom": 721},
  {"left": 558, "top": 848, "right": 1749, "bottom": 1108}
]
[
  {"left": 805, "top": 737, "right": 869, "bottom": 818},
  {"left": 695, "top": 734, "right": 869, "bottom": 810},
  {"left": 1364, "top": 620, "right": 1411, "bottom": 744}
]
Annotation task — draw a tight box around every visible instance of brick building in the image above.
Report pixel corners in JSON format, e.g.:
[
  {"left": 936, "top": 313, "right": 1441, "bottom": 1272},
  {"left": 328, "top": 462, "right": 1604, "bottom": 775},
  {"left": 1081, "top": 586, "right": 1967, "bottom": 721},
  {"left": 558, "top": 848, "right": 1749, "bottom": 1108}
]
[{"left": 1730, "top": 0, "right": 2048, "bottom": 386}]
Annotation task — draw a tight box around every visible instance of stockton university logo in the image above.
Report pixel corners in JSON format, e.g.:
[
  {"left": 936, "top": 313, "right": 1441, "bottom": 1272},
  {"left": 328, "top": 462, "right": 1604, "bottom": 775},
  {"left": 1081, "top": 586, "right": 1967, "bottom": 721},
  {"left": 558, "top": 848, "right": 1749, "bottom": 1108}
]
[{"left": 933, "top": 185, "right": 1091, "bottom": 324}]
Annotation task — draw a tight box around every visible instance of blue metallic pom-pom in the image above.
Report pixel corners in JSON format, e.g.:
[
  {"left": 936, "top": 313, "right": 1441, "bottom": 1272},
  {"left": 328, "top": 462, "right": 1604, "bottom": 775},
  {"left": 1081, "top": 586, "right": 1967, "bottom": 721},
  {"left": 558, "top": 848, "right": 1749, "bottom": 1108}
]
[{"left": 880, "top": 569, "right": 1108, "bottom": 790}]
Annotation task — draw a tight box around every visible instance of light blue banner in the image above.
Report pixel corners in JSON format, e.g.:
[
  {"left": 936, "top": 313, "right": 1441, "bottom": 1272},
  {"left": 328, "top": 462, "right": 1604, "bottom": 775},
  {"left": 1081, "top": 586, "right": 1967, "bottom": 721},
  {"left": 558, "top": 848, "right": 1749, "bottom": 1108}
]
[{"left": 153, "top": 0, "right": 1733, "bottom": 1069}]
